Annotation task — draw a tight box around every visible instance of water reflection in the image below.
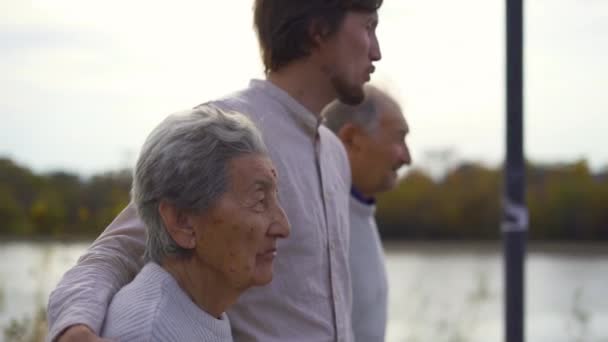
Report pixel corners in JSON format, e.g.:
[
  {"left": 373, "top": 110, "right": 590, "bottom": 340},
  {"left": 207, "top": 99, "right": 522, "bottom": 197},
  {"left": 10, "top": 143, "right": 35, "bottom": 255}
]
[
  {"left": 384, "top": 242, "right": 608, "bottom": 342},
  {"left": 1, "top": 241, "right": 607, "bottom": 342}
]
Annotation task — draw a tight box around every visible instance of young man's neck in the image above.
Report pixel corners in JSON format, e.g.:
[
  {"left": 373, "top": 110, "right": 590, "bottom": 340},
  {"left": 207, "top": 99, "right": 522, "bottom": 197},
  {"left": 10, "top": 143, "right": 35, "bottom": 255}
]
[{"left": 267, "top": 61, "right": 336, "bottom": 117}]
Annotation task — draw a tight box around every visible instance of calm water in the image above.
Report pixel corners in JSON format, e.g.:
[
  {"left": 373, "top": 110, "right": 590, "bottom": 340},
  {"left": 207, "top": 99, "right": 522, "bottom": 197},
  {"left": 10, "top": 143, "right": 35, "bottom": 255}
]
[{"left": 1, "top": 241, "right": 607, "bottom": 342}]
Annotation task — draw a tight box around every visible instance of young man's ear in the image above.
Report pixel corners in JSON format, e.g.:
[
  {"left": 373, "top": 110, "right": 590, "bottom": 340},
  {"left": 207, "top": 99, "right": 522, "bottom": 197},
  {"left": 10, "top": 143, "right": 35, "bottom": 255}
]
[
  {"left": 158, "top": 200, "right": 196, "bottom": 249},
  {"left": 309, "top": 17, "right": 331, "bottom": 48},
  {"left": 337, "top": 123, "right": 364, "bottom": 152}
]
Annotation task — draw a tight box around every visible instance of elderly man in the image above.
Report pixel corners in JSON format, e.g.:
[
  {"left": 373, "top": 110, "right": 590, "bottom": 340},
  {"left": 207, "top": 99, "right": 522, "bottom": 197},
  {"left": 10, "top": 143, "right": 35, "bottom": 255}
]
[
  {"left": 47, "top": 1, "right": 384, "bottom": 341},
  {"left": 324, "top": 85, "right": 412, "bottom": 342},
  {"left": 101, "top": 106, "right": 290, "bottom": 341}
]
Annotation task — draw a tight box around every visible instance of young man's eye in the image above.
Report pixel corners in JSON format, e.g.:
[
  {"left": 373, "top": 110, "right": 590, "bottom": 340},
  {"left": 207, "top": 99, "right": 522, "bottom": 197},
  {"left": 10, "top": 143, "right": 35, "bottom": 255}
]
[{"left": 366, "top": 19, "right": 377, "bottom": 31}]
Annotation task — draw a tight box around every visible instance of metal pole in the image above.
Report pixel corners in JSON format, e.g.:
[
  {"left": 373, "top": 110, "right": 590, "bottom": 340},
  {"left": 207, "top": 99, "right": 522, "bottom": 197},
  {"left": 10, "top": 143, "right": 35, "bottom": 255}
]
[{"left": 504, "top": 0, "right": 527, "bottom": 341}]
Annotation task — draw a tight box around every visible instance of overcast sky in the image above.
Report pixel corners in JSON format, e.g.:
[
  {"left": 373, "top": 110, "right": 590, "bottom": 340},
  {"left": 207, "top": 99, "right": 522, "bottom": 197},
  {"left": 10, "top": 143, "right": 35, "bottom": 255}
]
[{"left": 1, "top": 0, "right": 607, "bottom": 176}]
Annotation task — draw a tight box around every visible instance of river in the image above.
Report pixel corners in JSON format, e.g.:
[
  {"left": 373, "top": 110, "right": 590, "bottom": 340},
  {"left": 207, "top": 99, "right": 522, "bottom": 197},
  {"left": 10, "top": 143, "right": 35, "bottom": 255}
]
[{"left": 1, "top": 241, "right": 607, "bottom": 341}]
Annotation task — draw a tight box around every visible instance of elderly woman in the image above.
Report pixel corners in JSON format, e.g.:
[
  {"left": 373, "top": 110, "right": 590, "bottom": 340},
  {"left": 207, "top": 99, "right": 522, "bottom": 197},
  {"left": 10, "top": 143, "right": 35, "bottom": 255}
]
[{"left": 100, "top": 106, "right": 290, "bottom": 341}]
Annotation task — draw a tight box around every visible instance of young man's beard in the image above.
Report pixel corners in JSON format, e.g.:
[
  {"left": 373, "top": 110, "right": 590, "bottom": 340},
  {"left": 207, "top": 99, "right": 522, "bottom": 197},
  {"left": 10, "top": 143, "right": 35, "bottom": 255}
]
[
  {"left": 332, "top": 74, "right": 365, "bottom": 105},
  {"left": 322, "top": 64, "right": 365, "bottom": 105}
]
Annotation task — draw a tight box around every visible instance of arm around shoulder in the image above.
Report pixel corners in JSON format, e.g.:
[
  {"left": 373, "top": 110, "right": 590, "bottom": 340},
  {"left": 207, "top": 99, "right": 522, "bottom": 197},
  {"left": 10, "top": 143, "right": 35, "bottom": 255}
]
[{"left": 47, "top": 203, "right": 146, "bottom": 341}]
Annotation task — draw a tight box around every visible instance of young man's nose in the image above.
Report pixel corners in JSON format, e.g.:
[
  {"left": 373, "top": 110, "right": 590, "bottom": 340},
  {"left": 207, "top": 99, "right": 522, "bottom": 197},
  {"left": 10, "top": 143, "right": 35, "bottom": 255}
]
[{"left": 370, "top": 36, "right": 382, "bottom": 61}]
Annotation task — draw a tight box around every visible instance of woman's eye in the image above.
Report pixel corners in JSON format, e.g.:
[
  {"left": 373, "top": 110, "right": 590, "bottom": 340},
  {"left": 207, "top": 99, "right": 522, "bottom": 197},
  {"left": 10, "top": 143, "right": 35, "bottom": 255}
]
[{"left": 254, "top": 197, "right": 266, "bottom": 210}]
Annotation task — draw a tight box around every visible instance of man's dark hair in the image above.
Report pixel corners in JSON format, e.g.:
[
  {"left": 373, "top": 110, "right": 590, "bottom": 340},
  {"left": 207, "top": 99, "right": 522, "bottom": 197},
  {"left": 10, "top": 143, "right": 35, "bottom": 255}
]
[{"left": 253, "top": 0, "right": 383, "bottom": 74}]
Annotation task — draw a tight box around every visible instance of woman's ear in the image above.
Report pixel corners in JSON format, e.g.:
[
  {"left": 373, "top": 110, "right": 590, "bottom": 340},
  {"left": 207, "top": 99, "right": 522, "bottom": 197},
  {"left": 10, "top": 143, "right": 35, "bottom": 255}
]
[{"left": 158, "top": 200, "right": 196, "bottom": 249}]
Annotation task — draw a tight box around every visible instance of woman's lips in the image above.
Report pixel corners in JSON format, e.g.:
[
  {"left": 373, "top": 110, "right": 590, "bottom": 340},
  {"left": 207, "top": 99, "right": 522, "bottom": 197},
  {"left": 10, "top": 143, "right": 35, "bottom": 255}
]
[{"left": 258, "top": 248, "right": 277, "bottom": 260}]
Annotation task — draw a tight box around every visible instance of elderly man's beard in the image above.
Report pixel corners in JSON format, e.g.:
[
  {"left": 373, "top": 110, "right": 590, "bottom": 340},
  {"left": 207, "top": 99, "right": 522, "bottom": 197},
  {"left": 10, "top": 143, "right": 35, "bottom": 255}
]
[{"left": 331, "top": 74, "right": 365, "bottom": 105}]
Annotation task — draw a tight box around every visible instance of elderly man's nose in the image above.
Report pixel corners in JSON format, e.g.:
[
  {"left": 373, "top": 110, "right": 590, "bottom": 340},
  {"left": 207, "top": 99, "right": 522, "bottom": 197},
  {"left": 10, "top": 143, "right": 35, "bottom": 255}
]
[
  {"left": 400, "top": 145, "right": 412, "bottom": 166},
  {"left": 404, "top": 152, "right": 412, "bottom": 165}
]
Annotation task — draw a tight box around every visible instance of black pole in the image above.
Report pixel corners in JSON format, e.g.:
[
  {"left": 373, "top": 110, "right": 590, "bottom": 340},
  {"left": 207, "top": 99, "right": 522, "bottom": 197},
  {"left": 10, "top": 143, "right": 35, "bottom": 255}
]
[{"left": 504, "top": 0, "right": 527, "bottom": 342}]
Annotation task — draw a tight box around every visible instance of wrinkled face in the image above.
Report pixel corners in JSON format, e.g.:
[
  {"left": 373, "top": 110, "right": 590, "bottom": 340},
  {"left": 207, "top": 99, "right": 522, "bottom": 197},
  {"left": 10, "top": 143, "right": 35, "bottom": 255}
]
[
  {"left": 321, "top": 11, "right": 381, "bottom": 105},
  {"left": 190, "top": 154, "right": 290, "bottom": 290},
  {"left": 358, "top": 108, "right": 411, "bottom": 195}
]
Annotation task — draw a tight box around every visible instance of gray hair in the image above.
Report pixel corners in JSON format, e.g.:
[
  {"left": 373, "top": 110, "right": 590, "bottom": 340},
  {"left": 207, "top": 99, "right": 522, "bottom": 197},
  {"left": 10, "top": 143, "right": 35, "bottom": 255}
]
[
  {"left": 323, "top": 84, "right": 398, "bottom": 134},
  {"left": 131, "top": 105, "right": 267, "bottom": 264}
]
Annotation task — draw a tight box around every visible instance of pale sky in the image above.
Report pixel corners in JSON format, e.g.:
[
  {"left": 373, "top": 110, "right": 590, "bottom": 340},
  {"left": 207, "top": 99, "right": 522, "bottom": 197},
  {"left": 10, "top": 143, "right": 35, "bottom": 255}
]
[{"left": 1, "top": 0, "right": 607, "bottom": 176}]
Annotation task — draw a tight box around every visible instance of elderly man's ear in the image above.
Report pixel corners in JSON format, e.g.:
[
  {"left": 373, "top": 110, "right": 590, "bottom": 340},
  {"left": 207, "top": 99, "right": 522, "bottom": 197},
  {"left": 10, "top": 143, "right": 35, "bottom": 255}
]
[
  {"left": 337, "top": 123, "right": 366, "bottom": 153},
  {"left": 158, "top": 200, "right": 196, "bottom": 249}
]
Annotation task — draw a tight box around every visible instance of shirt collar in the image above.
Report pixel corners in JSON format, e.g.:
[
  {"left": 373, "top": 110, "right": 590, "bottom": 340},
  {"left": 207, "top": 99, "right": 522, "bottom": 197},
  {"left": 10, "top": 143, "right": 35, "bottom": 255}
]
[
  {"left": 351, "top": 186, "right": 376, "bottom": 206},
  {"left": 249, "top": 79, "right": 320, "bottom": 137}
]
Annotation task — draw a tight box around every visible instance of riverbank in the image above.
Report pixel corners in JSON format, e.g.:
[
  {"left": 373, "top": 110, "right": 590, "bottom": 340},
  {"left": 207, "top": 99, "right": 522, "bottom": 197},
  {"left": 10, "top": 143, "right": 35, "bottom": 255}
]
[{"left": 384, "top": 239, "right": 608, "bottom": 255}]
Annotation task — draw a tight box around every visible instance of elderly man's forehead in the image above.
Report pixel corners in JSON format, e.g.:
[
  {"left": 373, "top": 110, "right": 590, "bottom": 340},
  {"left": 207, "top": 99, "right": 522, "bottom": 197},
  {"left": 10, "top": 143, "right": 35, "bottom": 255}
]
[
  {"left": 378, "top": 96, "right": 401, "bottom": 116},
  {"left": 365, "top": 89, "right": 409, "bottom": 131}
]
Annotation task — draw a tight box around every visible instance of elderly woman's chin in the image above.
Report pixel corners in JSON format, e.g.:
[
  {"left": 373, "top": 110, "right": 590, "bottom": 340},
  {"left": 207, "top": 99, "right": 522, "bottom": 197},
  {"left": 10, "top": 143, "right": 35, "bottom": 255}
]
[
  {"left": 233, "top": 260, "right": 275, "bottom": 289},
  {"left": 225, "top": 256, "right": 277, "bottom": 290},
  {"left": 253, "top": 259, "right": 276, "bottom": 286}
]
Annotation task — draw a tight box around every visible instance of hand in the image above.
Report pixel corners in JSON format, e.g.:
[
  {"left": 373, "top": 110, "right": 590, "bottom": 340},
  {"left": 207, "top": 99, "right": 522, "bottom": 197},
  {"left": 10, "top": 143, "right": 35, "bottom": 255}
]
[{"left": 56, "top": 324, "right": 113, "bottom": 342}]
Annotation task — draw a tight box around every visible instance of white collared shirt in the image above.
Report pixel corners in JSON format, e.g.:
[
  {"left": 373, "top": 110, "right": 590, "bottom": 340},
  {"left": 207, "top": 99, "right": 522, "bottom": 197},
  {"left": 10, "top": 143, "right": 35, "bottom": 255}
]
[{"left": 348, "top": 195, "right": 388, "bottom": 342}]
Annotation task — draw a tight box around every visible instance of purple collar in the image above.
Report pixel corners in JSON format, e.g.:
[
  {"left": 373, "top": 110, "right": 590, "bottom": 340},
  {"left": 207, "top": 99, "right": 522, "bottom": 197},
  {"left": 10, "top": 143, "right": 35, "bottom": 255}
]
[{"left": 351, "top": 187, "right": 375, "bottom": 205}]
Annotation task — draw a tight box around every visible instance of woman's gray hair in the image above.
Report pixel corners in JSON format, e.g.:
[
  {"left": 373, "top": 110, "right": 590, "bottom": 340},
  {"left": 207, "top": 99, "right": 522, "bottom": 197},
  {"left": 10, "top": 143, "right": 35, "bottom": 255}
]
[{"left": 131, "top": 105, "right": 267, "bottom": 264}]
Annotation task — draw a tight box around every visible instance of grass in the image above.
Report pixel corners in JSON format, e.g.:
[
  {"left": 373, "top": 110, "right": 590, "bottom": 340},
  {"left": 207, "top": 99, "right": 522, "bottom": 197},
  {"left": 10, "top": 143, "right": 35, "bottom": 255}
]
[{"left": 3, "top": 308, "right": 47, "bottom": 342}]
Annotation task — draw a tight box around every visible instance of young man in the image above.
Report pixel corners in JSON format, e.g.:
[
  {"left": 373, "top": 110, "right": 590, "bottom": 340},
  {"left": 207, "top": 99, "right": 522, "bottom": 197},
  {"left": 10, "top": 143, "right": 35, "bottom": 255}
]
[
  {"left": 47, "top": 1, "right": 383, "bottom": 341},
  {"left": 324, "top": 85, "right": 412, "bottom": 342}
]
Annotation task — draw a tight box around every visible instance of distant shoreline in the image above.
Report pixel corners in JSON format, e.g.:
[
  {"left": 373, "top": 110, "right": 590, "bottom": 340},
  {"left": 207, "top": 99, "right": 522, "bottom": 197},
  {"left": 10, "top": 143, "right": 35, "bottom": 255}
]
[
  {"left": 384, "top": 239, "right": 608, "bottom": 255},
  {"left": 0, "top": 235, "right": 94, "bottom": 243},
  {"left": 1, "top": 236, "right": 606, "bottom": 255}
]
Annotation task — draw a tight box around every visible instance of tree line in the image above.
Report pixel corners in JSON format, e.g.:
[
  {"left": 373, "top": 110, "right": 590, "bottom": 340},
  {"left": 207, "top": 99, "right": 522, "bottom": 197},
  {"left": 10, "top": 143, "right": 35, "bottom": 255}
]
[
  {"left": 377, "top": 160, "right": 608, "bottom": 240},
  {"left": 0, "top": 158, "right": 130, "bottom": 238},
  {"left": 1, "top": 157, "right": 606, "bottom": 240}
]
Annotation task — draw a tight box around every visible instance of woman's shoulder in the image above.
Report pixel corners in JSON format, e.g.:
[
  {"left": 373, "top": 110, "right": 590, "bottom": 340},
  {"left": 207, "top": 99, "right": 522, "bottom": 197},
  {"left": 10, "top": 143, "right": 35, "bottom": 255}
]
[{"left": 101, "top": 263, "right": 172, "bottom": 339}]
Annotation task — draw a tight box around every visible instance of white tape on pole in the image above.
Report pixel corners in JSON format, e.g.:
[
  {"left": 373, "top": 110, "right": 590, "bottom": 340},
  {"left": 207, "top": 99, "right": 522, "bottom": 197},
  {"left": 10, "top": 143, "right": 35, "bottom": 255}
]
[{"left": 501, "top": 197, "right": 529, "bottom": 233}]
